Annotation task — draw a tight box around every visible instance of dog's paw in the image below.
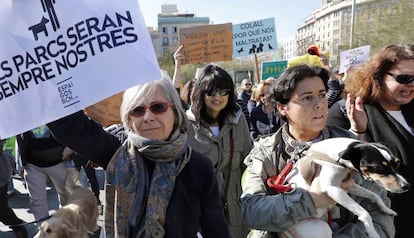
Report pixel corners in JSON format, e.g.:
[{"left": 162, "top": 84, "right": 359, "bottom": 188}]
[{"left": 382, "top": 207, "right": 397, "bottom": 216}]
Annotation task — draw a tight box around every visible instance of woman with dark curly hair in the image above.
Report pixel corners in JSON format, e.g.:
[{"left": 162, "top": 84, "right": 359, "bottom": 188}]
[
  {"left": 187, "top": 64, "right": 252, "bottom": 238},
  {"left": 327, "top": 44, "right": 414, "bottom": 238}
]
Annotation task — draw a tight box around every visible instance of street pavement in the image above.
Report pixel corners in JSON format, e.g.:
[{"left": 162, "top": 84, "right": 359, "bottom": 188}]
[{"left": 0, "top": 168, "right": 106, "bottom": 237}]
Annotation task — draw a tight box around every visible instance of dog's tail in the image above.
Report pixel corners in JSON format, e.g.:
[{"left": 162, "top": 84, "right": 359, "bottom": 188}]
[{"left": 65, "top": 167, "right": 81, "bottom": 193}]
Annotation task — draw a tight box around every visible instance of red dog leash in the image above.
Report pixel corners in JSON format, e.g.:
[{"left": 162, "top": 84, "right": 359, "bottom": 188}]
[
  {"left": 266, "top": 161, "right": 333, "bottom": 227},
  {"left": 267, "top": 161, "right": 294, "bottom": 193}
]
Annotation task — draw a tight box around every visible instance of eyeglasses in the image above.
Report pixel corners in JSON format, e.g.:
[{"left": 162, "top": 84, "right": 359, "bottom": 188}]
[
  {"left": 129, "top": 102, "right": 173, "bottom": 117},
  {"left": 244, "top": 83, "right": 252, "bottom": 86},
  {"left": 205, "top": 89, "right": 231, "bottom": 97},
  {"left": 386, "top": 72, "right": 414, "bottom": 84}
]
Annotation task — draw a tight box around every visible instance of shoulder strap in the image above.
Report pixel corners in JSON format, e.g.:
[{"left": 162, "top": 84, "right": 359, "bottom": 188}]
[
  {"left": 225, "top": 129, "right": 234, "bottom": 196},
  {"left": 223, "top": 129, "right": 234, "bottom": 218}
]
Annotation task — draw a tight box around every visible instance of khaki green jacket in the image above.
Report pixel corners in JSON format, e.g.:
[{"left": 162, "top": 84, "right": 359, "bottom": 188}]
[{"left": 187, "top": 109, "right": 253, "bottom": 238}]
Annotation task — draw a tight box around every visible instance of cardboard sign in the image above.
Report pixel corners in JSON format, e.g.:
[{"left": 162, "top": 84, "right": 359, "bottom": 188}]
[
  {"left": 84, "top": 91, "right": 123, "bottom": 127},
  {"left": 261, "top": 60, "right": 288, "bottom": 80},
  {"left": 179, "top": 23, "right": 233, "bottom": 64},
  {"left": 0, "top": 0, "right": 160, "bottom": 138},
  {"left": 233, "top": 18, "right": 277, "bottom": 57},
  {"left": 339, "top": 45, "right": 370, "bottom": 73}
]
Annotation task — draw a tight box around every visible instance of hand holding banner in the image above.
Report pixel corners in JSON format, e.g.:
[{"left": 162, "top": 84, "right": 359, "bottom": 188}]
[{"left": 0, "top": 0, "right": 160, "bottom": 138}]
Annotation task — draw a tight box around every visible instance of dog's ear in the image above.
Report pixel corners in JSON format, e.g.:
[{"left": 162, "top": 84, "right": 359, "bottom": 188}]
[{"left": 338, "top": 141, "right": 363, "bottom": 171}]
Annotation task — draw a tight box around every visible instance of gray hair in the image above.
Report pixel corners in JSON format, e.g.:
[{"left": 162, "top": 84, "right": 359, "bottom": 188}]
[{"left": 120, "top": 71, "right": 188, "bottom": 133}]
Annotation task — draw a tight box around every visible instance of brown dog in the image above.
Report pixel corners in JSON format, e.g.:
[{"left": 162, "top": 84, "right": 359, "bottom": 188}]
[{"left": 34, "top": 168, "right": 99, "bottom": 238}]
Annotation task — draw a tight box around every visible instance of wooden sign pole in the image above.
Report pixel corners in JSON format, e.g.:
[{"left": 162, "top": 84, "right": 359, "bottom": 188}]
[{"left": 254, "top": 53, "right": 261, "bottom": 84}]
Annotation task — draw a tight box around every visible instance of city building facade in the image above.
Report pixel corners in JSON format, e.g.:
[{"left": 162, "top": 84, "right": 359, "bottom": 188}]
[
  {"left": 282, "top": 37, "right": 297, "bottom": 60},
  {"left": 150, "top": 4, "right": 209, "bottom": 58},
  {"left": 295, "top": 0, "right": 402, "bottom": 67}
]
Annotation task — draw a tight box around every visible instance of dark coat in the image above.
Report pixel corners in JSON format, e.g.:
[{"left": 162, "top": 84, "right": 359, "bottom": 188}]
[
  {"left": 326, "top": 79, "right": 344, "bottom": 108},
  {"left": 16, "top": 126, "right": 65, "bottom": 168},
  {"left": 47, "top": 111, "right": 230, "bottom": 238},
  {"left": 0, "top": 149, "right": 12, "bottom": 187},
  {"left": 249, "top": 105, "right": 283, "bottom": 140}
]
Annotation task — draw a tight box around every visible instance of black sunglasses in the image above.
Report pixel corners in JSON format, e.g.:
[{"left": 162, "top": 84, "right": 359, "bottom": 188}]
[
  {"left": 386, "top": 72, "right": 414, "bottom": 84},
  {"left": 205, "top": 89, "right": 231, "bottom": 97},
  {"left": 129, "top": 102, "right": 173, "bottom": 117}
]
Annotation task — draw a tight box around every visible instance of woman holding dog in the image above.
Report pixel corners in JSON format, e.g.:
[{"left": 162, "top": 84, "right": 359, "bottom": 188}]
[
  {"left": 327, "top": 43, "right": 414, "bottom": 238},
  {"left": 47, "top": 73, "right": 230, "bottom": 237},
  {"left": 241, "top": 64, "right": 395, "bottom": 237}
]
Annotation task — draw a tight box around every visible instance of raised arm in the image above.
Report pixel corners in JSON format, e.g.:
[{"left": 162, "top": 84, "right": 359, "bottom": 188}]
[
  {"left": 173, "top": 45, "right": 185, "bottom": 89},
  {"left": 47, "top": 111, "right": 121, "bottom": 168}
]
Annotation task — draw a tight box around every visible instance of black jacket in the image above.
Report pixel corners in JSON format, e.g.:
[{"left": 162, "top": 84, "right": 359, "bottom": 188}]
[
  {"left": 47, "top": 111, "right": 230, "bottom": 238},
  {"left": 249, "top": 105, "right": 283, "bottom": 140},
  {"left": 16, "top": 126, "right": 65, "bottom": 168}
]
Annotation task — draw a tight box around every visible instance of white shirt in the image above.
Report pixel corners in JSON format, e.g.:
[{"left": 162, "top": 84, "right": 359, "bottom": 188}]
[
  {"left": 210, "top": 126, "right": 220, "bottom": 137},
  {"left": 387, "top": 110, "right": 414, "bottom": 135}
]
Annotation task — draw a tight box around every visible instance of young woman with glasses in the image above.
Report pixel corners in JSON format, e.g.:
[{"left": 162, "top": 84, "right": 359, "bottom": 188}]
[
  {"left": 327, "top": 43, "right": 414, "bottom": 238},
  {"left": 187, "top": 64, "right": 252, "bottom": 238},
  {"left": 47, "top": 73, "right": 230, "bottom": 238}
]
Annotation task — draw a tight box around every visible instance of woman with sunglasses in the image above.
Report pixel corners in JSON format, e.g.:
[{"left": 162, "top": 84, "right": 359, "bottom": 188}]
[
  {"left": 187, "top": 64, "right": 252, "bottom": 238},
  {"left": 47, "top": 74, "right": 230, "bottom": 238},
  {"left": 241, "top": 64, "right": 395, "bottom": 238},
  {"left": 327, "top": 44, "right": 414, "bottom": 238}
]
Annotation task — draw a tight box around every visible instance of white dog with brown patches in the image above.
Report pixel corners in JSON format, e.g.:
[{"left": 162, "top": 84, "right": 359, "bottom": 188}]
[
  {"left": 278, "top": 138, "right": 410, "bottom": 238},
  {"left": 34, "top": 168, "right": 99, "bottom": 238}
]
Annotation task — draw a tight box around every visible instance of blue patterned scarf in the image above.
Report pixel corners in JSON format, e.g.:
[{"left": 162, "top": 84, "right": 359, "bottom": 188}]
[{"left": 105, "top": 129, "right": 191, "bottom": 238}]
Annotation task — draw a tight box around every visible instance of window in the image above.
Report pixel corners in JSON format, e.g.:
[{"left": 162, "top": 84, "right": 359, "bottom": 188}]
[
  {"left": 172, "top": 37, "right": 178, "bottom": 44},
  {"left": 173, "top": 26, "right": 178, "bottom": 34},
  {"left": 163, "top": 37, "right": 169, "bottom": 46},
  {"left": 162, "top": 27, "right": 168, "bottom": 34}
]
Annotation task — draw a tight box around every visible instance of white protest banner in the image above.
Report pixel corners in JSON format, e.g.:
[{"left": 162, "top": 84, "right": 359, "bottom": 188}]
[
  {"left": 0, "top": 0, "right": 160, "bottom": 139},
  {"left": 233, "top": 18, "right": 277, "bottom": 58},
  {"left": 339, "top": 45, "right": 370, "bottom": 73}
]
